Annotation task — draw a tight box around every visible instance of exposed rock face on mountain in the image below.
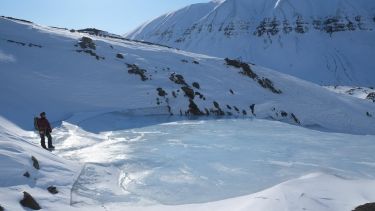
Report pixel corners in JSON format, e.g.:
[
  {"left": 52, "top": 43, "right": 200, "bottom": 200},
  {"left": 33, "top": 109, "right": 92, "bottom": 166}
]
[{"left": 126, "top": 0, "right": 375, "bottom": 86}]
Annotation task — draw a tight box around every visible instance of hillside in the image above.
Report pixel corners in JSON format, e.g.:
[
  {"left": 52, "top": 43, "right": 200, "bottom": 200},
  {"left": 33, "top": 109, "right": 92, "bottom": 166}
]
[
  {"left": 1, "top": 16, "right": 375, "bottom": 135},
  {"left": 126, "top": 0, "right": 375, "bottom": 86},
  {"left": 1, "top": 16, "right": 375, "bottom": 211}
]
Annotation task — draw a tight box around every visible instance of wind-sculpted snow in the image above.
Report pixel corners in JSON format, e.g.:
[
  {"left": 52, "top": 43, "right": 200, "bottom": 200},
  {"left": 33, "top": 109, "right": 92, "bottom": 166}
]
[{"left": 126, "top": 0, "right": 375, "bottom": 86}]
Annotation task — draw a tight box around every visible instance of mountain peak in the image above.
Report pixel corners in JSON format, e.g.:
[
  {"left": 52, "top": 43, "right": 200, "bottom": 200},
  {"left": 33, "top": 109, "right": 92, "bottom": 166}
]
[{"left": 126, "top": 0, "right": 375, "bottom": 86}]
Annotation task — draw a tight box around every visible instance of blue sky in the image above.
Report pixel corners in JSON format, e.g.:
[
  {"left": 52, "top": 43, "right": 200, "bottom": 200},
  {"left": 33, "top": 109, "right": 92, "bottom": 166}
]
[{"left": 0, "top": 0, "right": 210, "bottom": 35}]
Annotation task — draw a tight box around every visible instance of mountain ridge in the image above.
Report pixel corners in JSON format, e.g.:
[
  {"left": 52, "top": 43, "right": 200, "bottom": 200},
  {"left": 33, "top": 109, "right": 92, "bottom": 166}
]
[{"left": 126, "top": 0, "right": 375, "bottom": 86}]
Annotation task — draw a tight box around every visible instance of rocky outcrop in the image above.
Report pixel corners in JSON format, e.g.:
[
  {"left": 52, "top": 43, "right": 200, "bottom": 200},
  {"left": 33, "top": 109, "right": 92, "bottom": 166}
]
[
  {"left": 75, "top": 37, "right": 104, "bottom": 60},
  {"left": 225, "top": 58, "right": 282, "bottom": 94},
  {"left": 20, "top": 192, "right": 41, "bottom": 210},
  {"left": 366, "top": 92, "right": 375, "bottom": 102},
  {"left": 126, "top": 64, "right": 149, "bottom": 81},
  {"left": 353, "top": 202, "right": 375, "bottom": 211}
]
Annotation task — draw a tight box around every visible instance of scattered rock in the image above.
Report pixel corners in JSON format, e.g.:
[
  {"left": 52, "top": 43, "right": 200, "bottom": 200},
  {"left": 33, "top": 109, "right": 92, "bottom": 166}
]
[
  {"left": 181, "top": 59, "right": 188, "bottom": 63},
  {"left": 226, "top": 105, "right": 232, "bottom": 110},
  {"left": 0, "top": 204, "right": 3, "bottom": 211},
  {"left": 225, "top": 58, "right": 257, "bottom": 79},
  {"left": 169, "top": 73, "right": 188, "bottom": 86},
  {"left": 70, "top": 29, "right": 76, "bottom": 33},
  {"left": 242, "top": 110, "right": 247, "bottom": 115},
  {"left": 31, "top": 156, "right": 39, "bottom": 170},
  {"left": 291, "top": 113, "right": 300, "bottom": 124},
  {"left": 76, "top": 49, "right": 104, "bottom": 60},
  {"left": 116, "top": 53, "right": 124, "bottom": 59},
  {"left": 250, "top": 104, "right": 255, "bottom": 115},
  {"left": 156, "top": 88, "right": 167, "bottom": 97},
  {"left": 28, "top": 43, "right": 42, "bottom": 48},
  {"left": 7, "top": 39, "right": 42, "bottom": 48},
  {"left": 126, "top": 64, "right": 149, "bottom": 81},
  {"left": 23, "top": 171, "right": 30, "bottom": 178},
  {"left": 366, "top": 92, "right": 375, "bottom": 102},
  {"left": 3, "top": 16, "right": 33, "bottom": 23},
  {"left": 47, "top": 186, "right": 58, "bottom": 194},
  {"left": 280, "top": 111, "right": 288, "bottom": 117},
  {"left": 188, "top": 99, "right": 204, "bottom": 115},
  {"left": 20, "top": 191, "right": 41, "bottom": 210},
  {"left": 181, "top": 86, "right": 195, "bottom": 99},
  {"left": 192, "top": 82, "right": 200, "bottom": 89},
  {"left": 229, "top": 89, "right": 234, "bottom": 94},
  {"left": 367, "top": 112, "right": 372, "bottom": 117},
  {"left": 233, "top": 106, "right": 239, "bottom": 112},
  {"left": 353, "top": 202, "right": 375, "bottom": 211},
  {"left": 172, "top": 91, "right": 177, "bottom": 98},
  {"left": 192, "top": 60, "right": 199, "bottom": 64},
  {"left": 213, "top": 101, "right": 220, "bottom": 109},
  {"left": 194, "top": 91, "right": 205, "bottom": 99},
  {"left": 211, "top": 101, "right": 225, "bottom": 116},
  {"left": 257, "top": 78, "right": 282, "bottom": 94},
  {"left": 225, "top": 58, "right": 282, "bottom": 94},
  {"left": 78, "top": 36, "right": 96, "bottom": 50}
]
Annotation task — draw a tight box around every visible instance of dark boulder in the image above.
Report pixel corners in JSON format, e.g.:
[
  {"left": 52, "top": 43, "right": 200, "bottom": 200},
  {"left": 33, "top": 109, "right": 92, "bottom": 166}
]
[
  {"left": 353, "top": 202, "right": 375, "bottom": 211},
  {"left": 116, "top": 53, "right": 124, "bottom": 59},
  {"left": 126, "top": 64, "right": 148, "bottom": 81},
  {"left": 47, "top": 186, "right": 58, "bottom": 194},
  {"left": 181, "top": 86, "right": 195, "bottom": 99},
  {"left": 156, "top": 88, "right": 167, "bottom": 97},
  {"left": 169, "top": 73, "right": 188, "bottom": 86},
  {"left": 20, "top": 191, "right": 41, "bottom": 210},
  {"left": 78, "top": 36, "right": 96, "bottom": 50},
  {"left": 188, "top": 99, "right": 204, "bottom": 115},
  {"left": 31, "top": 156, "right": 39, "bottom": 170},
  {"left": 23, "top": 171, "right": 30, "bottom": 178},
  {"left": 192, "top": 82, "right": 200, "bottom": 89}
]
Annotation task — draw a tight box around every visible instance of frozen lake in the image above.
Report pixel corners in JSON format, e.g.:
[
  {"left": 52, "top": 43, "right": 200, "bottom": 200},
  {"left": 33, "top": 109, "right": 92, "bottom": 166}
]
[{"left": 52, "top": 115, "right": 375, "bottom": 205}]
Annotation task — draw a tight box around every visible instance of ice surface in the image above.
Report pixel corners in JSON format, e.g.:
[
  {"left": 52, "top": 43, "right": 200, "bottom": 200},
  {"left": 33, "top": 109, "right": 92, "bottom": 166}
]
[{"left": 50, "top": 115, "right": 375, "bottom": 205}]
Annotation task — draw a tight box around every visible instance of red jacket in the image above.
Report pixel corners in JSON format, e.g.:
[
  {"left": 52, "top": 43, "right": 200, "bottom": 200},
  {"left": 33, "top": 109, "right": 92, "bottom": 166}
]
[{"left": 37, "top": 117, "right": 52, "bottom": 132}]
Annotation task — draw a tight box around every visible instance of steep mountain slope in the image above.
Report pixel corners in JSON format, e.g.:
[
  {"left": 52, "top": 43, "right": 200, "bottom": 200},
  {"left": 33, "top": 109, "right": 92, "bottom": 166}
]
[
  {"left": 0, "top": 17, "right": 375, "bottom": 135},
  {"left": 126, "top": 0, "right": 375, "bottom": 86}
]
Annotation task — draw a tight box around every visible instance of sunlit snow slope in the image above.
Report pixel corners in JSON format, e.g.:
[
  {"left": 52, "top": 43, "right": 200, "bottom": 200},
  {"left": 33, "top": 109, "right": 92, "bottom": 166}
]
[
  {"left": 126, "top": 0, "right": 375, "bottom": 86},
  {"left": 1, "top": 17, "right": 375, "bottom": 135}
]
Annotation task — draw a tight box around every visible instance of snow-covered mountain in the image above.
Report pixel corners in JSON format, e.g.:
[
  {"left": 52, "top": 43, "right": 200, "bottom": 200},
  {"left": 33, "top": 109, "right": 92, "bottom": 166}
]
[
  {"left": 1, "top": 16, "right": 375, "bottom": 135},
  {"left": 126, "top": 0, "right": 375, "bottom": 86},
  {"left": 1, "top": 16, "right": 375, "bottom": 210}
]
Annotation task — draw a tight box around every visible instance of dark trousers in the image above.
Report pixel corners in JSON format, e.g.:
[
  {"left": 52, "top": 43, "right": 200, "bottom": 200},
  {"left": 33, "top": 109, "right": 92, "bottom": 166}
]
[{"left": 40, "top": 130, "right": 53, "bottom": 148}]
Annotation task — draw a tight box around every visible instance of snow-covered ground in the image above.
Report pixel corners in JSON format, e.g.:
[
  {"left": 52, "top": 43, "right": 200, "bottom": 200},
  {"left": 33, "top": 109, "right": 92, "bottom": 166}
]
[
  {"left": 1, "top": 17, "right": 375, "bottom": 136},
  {"left": 1, "top": 16, "right": 375, "bottom": 211},
  {"left": 1, "top": 114, "right": 375, "bottom": 210},
  {"left": 325, "top": 86, "right": 375, "bottom": 102},
  {"left": 126, "top": 0, "right": 375, "bottom": 86}
]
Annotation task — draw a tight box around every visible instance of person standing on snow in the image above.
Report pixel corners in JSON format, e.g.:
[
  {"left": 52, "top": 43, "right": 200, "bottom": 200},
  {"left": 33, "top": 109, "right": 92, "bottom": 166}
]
[{"left": 37, "top": 112, "right": 54, "bottom": 149}]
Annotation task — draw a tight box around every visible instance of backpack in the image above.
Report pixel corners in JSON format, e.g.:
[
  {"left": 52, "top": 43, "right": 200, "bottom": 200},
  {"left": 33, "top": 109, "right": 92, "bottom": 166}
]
[{"left": 34, "top": 117, "right": 39, "bottom": 131}]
